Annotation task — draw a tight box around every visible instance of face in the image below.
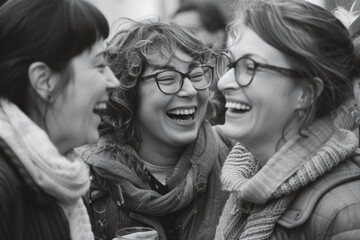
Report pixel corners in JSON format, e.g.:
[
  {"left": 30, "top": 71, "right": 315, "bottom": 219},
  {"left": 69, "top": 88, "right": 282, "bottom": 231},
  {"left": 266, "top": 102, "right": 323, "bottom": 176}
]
[
  {"left": 136, "top": 49, "right": 209, "bottom": 148},
  {"left": 218, "top": 27, "right": 304, "bottom": 156},
  {"left": 48, "top": 40, "right": 119, "bottom": 154}
]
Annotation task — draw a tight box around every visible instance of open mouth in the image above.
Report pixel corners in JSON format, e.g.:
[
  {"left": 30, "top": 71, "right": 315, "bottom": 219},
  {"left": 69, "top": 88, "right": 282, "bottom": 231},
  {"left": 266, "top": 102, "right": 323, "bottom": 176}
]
[
  {"left": 166, "top": 107, "right": 196, "bottom": 122},
  {"left": 226, "top": 102, "right": 251, "bottom": 113},
  {"left": 93, "top": 102, "right": 107, "bottom": 115}
]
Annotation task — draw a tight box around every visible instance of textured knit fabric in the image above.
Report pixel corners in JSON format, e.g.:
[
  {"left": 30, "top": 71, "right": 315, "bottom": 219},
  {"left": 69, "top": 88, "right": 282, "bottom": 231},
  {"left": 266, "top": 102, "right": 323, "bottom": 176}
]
[
  {"left": 77, "top": 122, "right": 232, "bottom": 240},
  {"left": 278, "top": 154, "right": 360, "bottom": 240},
  {"left": 215, "top": 108, "right": 359, "bottom": 240},
  {"left": 0, "top": 99, "right": 93, "bottom": 240}
]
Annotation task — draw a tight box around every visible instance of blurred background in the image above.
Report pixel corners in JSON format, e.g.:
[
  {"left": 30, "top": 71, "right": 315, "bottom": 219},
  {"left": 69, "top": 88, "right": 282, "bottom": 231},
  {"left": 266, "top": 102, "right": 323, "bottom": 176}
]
[{"left": 85, "top": 0, "right": 359, "bottom": 37}]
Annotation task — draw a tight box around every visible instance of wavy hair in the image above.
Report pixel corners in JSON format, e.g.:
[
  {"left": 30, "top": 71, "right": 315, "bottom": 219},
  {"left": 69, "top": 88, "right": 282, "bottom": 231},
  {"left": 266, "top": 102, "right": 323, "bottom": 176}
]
[
  {"left": 100, "top": 18, "right": 214, "bottom": 148},
  {"left": 228, "top": 0, "right": 355, "bottom": 137}
]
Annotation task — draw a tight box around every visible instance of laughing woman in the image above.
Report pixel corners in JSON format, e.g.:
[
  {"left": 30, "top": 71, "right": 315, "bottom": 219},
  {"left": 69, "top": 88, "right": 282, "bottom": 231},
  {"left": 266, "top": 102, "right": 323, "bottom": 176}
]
[
  {"left": 0, "top": 0, "right": 119, "bottom": 239},
  {"left": 76, "top": 19, "right": 232, "bottom": 240},
  {"left": 214, "top": 0, "right": 360, "bottom": 239}
]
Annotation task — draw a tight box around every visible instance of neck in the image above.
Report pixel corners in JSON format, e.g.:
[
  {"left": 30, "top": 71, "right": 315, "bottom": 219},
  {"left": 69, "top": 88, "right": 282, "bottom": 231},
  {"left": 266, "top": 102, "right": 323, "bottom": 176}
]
[
  {"left": 248, "top": 122, "right": 301, "bottom": 167},
  {"left": 138, "top": 140, "right": 185, "bottom": 166}
]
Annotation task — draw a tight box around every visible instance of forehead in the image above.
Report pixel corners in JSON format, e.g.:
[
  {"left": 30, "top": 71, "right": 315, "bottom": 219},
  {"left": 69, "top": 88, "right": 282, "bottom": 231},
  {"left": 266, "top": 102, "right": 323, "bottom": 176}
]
[
  {"left": 147, "top": 47, "right": 195, "bottom": 67},
  {"left": 229, "top": 27, "right": 287, "bottom": 63},
  {"left": 143, "top": 48, "right": 196, "bottom": 75}
]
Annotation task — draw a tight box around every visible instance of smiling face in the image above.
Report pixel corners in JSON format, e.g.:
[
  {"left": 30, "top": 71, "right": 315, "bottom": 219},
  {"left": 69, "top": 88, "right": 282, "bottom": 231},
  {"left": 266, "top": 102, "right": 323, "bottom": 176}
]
[
  {"left": 136, "top": 49, "right": 209, "bottom": 148},
  {"left": 218, "top": 27, "right": 305, "bottom": 160},
  {"left": 47, "top": 39, "right": 119, "bottom": 154}
]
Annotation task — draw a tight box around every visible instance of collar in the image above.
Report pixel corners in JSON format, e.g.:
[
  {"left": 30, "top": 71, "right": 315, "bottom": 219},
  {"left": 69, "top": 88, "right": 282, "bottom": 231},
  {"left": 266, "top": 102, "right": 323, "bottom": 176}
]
[{"left": 278, "top": 155, "right": 360, "bottom": 228}]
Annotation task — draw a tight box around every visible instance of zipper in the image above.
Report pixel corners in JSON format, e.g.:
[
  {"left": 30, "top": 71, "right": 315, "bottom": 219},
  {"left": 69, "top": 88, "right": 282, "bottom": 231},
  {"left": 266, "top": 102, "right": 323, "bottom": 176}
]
[{"left": 178, "top": 201, "right": 199, "bottom": 239}]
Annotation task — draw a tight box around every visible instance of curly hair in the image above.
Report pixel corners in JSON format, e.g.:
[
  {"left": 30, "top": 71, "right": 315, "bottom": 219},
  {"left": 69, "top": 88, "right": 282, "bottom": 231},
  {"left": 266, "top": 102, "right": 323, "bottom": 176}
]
[
  {"left": 228, "top": 0, "right": 355, "bottom": 136},
  {"left": 100, "top": 18, "right": 215, "bottom": 148}
]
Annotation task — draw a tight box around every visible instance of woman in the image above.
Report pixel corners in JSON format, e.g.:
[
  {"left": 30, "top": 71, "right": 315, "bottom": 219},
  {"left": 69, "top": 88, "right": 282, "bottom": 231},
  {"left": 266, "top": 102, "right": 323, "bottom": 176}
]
[
  {"left": 0, "top": 0, "right": 119, "bottom": 239},
  {"left": 77, "top": 18, "right": 232, "bottom": 240},
  {"left": 214, "top": 0, "right": 360, "bottom": 239}
]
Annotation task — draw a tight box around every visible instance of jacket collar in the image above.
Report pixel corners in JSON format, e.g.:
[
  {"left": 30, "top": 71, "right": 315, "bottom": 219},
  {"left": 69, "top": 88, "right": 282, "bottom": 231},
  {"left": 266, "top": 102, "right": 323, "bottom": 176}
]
[{"left": 278, "top": 155, "right": 360, "bottom": 228}]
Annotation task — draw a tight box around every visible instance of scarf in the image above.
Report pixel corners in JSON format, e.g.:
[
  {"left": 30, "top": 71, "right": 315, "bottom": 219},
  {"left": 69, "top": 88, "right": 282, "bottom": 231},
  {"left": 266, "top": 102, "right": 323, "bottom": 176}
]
[
  {"left": 0, "top": 99, "right": 93, "bottom": 240},
  {"left": 81, "top": 122, "right": 217, "bottom": 216},
  {"left": 215, "top": 108, "right": 359, "bottom": 240}
]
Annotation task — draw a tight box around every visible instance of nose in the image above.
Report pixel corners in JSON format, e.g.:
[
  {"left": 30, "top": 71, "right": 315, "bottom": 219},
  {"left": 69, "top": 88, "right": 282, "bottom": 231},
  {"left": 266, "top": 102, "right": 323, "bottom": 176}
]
[
  {"left": 177, "top": 77, "right": 197, "bottom": 97},
  {"left": 217, "top": 68, "right": 239, "bottom": 92},
  {"left": 104, "top": 66, "right": 120, "bottom": 89}
]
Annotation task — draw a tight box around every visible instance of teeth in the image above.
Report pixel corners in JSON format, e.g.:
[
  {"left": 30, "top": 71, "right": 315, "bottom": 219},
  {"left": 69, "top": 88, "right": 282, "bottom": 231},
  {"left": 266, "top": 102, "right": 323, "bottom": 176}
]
[
  {"left": 167, "top": 108, "right": 196, "bottom": 115},
  {"left": 94, "top": 102, "right": 107, "bottom": 110},
  {"left": 225, "top": 102, "right": 251, "bottom": 110}
]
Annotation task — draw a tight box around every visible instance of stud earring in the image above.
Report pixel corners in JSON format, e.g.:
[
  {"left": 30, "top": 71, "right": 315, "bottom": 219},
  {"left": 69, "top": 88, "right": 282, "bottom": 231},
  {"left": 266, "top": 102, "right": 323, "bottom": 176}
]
[
  {"left": 349, "top": 104, "right": 360, "bottom": 126},
  {"left": 297, "top": 108, "right": 305, "bottom": 118}
]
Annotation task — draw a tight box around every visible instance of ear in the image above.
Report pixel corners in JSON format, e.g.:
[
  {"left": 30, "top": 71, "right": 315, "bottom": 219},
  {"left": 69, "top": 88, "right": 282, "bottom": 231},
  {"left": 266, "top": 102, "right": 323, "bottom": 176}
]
[
  {"left": 297, "top": 77, "right": 324, "bottom": 109},
  {"left": 28, "top": 62, "right": 57, "bottom": 101},
  {"left": 353, "top": 77, "right": 360, "bottom": 106}
]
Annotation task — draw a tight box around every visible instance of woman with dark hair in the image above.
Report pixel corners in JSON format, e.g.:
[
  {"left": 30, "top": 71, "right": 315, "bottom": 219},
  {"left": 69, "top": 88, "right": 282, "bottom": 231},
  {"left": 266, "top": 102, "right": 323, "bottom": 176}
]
[
  {"left": 0, "top": 0, "right": 119, "bottom": 239},
  {"left": 77, "top": 18, "right": 232, "bottom": 240},
  {"left": 214, "top": 0, "right": 360, "bottom": 239}
]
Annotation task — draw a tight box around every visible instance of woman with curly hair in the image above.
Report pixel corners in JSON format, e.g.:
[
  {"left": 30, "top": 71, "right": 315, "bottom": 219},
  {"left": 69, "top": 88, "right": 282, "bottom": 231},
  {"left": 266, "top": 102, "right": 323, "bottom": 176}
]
[{"left": 77, "top": 18, "right": 232, "bottom": 240}]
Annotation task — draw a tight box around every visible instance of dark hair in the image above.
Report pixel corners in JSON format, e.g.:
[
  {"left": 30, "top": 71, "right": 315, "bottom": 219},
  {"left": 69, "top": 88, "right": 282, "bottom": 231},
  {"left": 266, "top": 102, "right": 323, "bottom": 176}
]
[
  {"left": 229, "top": 0, "right": 355, "bottom": 135},
  {"left": 101, "top": 18, "right": 214, "bottom": 148},
  {"left": 0, "top": 0, "right": 109, "bottom": 113},
  {"left": 173, "top": 2, "right": 226, "bottom": 33},
  {"left": 0, "top": 0, "right": 7, "bottom": 7}
]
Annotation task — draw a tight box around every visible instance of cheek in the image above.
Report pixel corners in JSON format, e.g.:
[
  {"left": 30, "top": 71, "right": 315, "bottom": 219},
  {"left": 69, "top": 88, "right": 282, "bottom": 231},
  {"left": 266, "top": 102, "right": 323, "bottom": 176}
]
[{"left": 353, "top": 80, "right": 360, "bottom": 106}]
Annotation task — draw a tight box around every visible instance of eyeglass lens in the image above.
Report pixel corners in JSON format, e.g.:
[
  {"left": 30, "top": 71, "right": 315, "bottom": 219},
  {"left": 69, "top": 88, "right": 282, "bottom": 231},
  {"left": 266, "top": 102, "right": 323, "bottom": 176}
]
[
  {"left": 216, "top": 55, "right": 255, "bottom": 87},
  {"left": 156, "top": 66, "right": 212, "bottom": 94}
]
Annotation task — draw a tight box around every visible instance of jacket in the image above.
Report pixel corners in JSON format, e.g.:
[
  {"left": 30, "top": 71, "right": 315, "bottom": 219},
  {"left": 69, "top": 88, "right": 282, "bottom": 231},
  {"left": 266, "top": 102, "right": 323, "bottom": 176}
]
[
  {"left": 278, "top": 156, "right": 360, "bottom": 240},
  {"left": 78, "top": 124, "right": 231, "bottom": 240},
  {"left": 0, "top": 138, "right": 71, "bottom": 240}
]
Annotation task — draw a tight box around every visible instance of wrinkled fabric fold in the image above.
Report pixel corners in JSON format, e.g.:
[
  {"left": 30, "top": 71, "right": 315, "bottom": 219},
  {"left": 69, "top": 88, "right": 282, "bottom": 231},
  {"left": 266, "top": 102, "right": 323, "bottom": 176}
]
[
  {"left": 216, "top": 106, "right": 358, "bottom": 240},
  {"left": 80, "top": 122, "right": 218, "bottom": 216}
]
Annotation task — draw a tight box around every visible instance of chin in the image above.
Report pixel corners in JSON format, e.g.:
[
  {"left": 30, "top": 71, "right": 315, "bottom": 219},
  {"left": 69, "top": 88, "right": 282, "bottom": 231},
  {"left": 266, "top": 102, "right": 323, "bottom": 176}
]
[
  {"left": 84, "top": 132, "right": 100, "bottom": 146},
  {"left": 172, "top": 131, "right": 198, "bottom": 146},
  {"left": 222, "top": 124, "right": 247, "bottom": 142}
]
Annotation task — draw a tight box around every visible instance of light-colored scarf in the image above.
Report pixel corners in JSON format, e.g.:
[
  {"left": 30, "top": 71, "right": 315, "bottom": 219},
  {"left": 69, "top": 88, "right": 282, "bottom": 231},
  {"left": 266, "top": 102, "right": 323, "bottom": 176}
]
[
  {"left": 79, "top": 122, "right": 217, "bottom": 216},
  {"left": 215, "top": 109, "right": 359, "bottom": 240},
  {"left": 0, "top": 99, "right": 93, "bottom": 240}
]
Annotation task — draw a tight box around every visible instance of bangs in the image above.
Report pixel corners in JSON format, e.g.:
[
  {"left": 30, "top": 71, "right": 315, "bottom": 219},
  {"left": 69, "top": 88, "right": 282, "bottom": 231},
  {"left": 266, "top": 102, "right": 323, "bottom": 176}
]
[{"left": 49, "top": 0, "right": 109, "bottom": 65}]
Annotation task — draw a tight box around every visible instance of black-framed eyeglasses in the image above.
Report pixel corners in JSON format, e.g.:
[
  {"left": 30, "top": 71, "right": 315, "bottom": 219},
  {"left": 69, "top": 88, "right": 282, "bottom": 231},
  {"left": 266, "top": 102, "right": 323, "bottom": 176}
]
[
  {"left": 216, "top": 52, "right": 307, "bottom": 87},
  {"left": 139, "top": 64, "right": 213, "bottom": 94}
]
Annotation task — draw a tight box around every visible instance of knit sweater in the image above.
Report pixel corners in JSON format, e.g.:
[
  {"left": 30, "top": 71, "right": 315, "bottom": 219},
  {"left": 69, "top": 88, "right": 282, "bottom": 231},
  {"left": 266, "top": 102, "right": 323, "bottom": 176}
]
[{"left": 215, "top": 105, "right": 359, "bottom": 240}]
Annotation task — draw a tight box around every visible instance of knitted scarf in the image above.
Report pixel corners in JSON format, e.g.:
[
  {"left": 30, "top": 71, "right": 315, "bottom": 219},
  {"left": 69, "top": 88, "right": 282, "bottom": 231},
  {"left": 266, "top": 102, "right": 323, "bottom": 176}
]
[
  {"left": 215, "top": 110, "right": 359, "bottom": 240},
  {"left": 80, "top": 122, "right": 217, "bottom": 216},
  {"left": 0, "top": 99, "right": 93, "bottom": 240}
]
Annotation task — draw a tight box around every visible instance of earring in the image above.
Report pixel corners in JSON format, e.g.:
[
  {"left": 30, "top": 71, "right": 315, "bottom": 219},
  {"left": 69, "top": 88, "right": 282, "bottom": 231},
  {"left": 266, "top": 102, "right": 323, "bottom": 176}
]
[
  {"left": 349, "top": 104, "right": 360, "bottom": 126},
  {"left": 297, "top": 108, "right": 305, "bottom": 118},
  {"left": 47, "top": 94, "right": 53, "bottom": 102}
]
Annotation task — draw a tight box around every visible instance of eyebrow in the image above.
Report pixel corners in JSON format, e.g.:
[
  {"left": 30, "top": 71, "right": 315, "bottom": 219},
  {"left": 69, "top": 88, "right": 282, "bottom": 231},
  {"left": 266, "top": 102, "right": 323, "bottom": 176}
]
[{"left": 93, "top": 50, "right": 107, "bottom": 60}]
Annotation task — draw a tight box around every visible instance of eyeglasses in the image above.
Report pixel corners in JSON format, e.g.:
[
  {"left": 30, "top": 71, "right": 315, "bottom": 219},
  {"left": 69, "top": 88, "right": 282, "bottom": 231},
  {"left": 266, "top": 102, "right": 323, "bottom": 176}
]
[
  {"left": 139, "top": 64, "right": 213, "bottom": 94},
  {"left": 216, "top": 52, "right": 306, "bottom": 87}
]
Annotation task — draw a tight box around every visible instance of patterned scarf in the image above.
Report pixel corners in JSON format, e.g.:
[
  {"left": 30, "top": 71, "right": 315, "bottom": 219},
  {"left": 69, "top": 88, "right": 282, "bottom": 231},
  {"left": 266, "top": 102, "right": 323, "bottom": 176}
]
[
  {"left": 80, "top": 122, "right": 217, "bottom": 216},
  {"left": 215, "top": 110, "right": 359, "bottom": 240},
  {"left": 0, "top": 99, "right": 93, "bottom": 240}
]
